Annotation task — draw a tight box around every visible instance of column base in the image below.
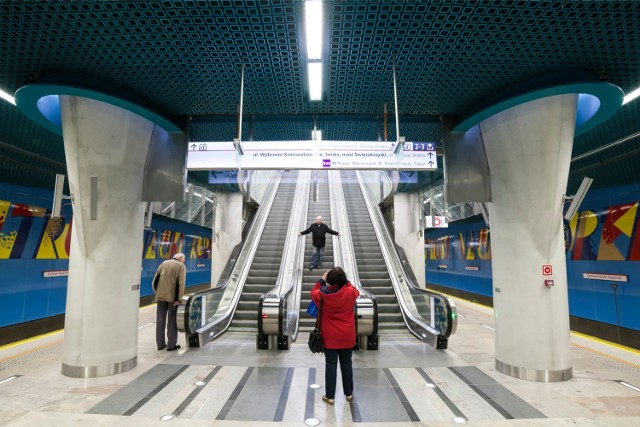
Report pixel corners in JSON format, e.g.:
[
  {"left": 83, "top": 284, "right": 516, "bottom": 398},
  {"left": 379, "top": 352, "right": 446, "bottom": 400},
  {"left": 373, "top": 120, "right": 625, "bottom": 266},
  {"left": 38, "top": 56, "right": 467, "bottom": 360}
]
[
  {"left": 495, "top": 358, "right": 572, "bottom": 382},
  {"left": 61, "top": 356, "right": 137, "bottom": 378}
]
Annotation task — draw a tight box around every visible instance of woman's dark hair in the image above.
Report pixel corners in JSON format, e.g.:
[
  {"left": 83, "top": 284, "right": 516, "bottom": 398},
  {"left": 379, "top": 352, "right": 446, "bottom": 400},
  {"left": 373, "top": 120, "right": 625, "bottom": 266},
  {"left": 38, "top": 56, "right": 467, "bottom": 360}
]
[{"left": 326, "top": 266, "right": 347, "bottom": 287}]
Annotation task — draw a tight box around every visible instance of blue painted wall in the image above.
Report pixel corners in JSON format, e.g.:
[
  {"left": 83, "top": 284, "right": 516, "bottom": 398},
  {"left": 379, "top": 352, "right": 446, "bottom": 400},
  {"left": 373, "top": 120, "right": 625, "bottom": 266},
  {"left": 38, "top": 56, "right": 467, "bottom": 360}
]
[
  {"left": 0, "top": 182, "right": 212, "bottom": 328},
  {"left": 425, "top": 183, "right": 640, "bottom": 332}
]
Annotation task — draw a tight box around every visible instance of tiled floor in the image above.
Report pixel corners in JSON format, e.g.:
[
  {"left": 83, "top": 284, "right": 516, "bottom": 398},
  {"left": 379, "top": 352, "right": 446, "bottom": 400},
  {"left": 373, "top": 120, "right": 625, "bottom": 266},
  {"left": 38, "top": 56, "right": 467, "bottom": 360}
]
[{"left": 0, "top": 299, "right": 638, "bottom": 426}]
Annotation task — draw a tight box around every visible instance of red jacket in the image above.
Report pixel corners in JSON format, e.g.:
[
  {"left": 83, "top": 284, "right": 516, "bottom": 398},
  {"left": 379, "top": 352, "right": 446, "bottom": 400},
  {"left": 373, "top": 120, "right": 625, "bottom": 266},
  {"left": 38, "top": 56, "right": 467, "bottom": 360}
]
[{"left": 311, "top": 279, "right": 359, "bottom": 349}]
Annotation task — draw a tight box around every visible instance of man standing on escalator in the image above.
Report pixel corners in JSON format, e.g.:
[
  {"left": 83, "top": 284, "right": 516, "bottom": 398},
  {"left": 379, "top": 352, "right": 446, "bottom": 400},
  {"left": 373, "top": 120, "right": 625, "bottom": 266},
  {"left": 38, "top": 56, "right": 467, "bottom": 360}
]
[{"left": 299, "top": 216, "right": 340, "bottom": 270}]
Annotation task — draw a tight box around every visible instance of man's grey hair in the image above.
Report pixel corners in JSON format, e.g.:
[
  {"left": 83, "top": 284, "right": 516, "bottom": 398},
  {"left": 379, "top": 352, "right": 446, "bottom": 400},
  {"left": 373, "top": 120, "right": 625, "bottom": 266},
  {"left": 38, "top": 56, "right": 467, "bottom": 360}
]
[{"left": 173, "top": 253, "right": 186, "bottom": 262}]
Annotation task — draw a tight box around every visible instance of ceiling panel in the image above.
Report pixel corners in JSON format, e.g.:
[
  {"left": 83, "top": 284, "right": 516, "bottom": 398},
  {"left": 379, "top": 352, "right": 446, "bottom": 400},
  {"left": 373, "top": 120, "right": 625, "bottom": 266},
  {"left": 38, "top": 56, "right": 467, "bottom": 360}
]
[{"left": 0, "top": 0, "right": 638, "bottom": 195}]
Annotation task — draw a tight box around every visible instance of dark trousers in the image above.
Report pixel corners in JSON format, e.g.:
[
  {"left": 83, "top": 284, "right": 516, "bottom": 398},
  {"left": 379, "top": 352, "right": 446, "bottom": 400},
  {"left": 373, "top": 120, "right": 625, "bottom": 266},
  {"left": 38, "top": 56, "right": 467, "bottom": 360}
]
[
  {"left": 156, "top": 301, "right": 178, "bottom": 349},
  {"left": 324, "top": 349, "right": 353, "bottom": 399}
]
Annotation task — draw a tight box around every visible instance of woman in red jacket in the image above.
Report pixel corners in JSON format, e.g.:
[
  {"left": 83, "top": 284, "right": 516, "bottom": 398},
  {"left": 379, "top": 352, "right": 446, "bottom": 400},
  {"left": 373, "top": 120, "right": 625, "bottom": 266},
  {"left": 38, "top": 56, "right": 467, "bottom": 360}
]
[{"left": 311, "top": 266, "right": 360, "bottom": 405}]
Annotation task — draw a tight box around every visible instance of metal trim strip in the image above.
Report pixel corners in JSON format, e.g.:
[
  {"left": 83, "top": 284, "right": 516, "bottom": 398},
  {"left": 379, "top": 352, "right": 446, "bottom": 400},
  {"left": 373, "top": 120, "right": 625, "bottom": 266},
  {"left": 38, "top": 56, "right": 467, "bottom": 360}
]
[
  {"left": 495, "top": 359, "right": 573, "bottom": 382},
  {"left": 61, "top": 356, "right": 137, "bottom": 378}
]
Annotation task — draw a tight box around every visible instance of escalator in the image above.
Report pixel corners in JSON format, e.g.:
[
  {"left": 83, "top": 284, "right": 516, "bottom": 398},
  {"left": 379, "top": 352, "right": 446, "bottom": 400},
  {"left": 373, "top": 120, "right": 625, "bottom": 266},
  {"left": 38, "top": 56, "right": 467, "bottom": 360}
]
[
  {"left": 298, "top": 170, "right": 336, "bottom": 333},
  {"left": 258, "top": 169, "right": 378, "bottom": 350},
  {"left": 227, "top": 170, "right": 298, "bottom": 332},
  {"left": 341, "top": 170, "right": 405, "bottom": 331},
  {"left": 354, "top": 169, "right": 457, "bottom": 348},
  {"left": 179, "top": 167, "right": 454, "bottom": 349}
]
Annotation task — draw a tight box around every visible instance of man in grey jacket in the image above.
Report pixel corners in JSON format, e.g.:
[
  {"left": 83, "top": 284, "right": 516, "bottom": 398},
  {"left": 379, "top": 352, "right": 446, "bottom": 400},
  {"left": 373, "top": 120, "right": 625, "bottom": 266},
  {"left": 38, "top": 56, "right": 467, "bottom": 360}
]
[{"left": 153, "top": 253, "right": 186, "bottom": 351}]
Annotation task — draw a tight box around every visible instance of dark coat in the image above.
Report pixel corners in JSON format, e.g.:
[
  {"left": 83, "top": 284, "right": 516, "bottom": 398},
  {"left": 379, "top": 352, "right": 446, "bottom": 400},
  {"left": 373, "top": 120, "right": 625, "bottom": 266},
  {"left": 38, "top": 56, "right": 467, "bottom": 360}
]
[
  {"left": 311, "top": 279, "right": 359, "bottom": 349},
  {"left": 300, "top": 223, "right": 339, "bottom": 247}
]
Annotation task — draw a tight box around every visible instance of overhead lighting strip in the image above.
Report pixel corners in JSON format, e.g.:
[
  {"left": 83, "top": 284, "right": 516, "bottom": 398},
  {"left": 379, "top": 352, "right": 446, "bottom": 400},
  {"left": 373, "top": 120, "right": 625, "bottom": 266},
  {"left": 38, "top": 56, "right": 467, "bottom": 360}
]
[
  {"left": 616, "top": 380, "right": 640, "bottom": 392},
  {"left": 305, "top": 0, "right": 323, "bottom": 101},
  {"left": 305, "top": 0, "right": 323, "bottom": 60},
  {"left": 0, "top": 87, "right": 16, "bottom": 105},
  {"left": 308, "top": 62, "right": 323, "bottom": 101},
  {"left": 623, "top": 86, "right": 640, "bottom": 105},
  {"left": 0, "top": 375, "right": 20, "bottom": 386}
]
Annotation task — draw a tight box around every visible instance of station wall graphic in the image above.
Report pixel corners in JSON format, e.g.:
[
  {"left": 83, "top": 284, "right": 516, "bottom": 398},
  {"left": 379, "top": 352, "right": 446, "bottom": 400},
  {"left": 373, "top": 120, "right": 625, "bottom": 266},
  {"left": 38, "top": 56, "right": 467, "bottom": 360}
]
[
  {"left": 0, "top": 182, "right": 212, "bottom": 328},
  {"left": 424, "top": 183, "right": 640, "bottom": 333}
]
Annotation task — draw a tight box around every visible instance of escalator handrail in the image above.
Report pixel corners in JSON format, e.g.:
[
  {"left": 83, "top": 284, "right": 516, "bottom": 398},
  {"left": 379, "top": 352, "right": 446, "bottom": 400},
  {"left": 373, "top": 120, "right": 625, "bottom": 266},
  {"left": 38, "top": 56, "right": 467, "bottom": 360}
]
[
  {"left": 257, "top": 170, "right": 311, "bottom": 342},
  {"left": 328, "top": 171, "right": 377, "bottom": 300},
  {"left": 356, "top": 170, "right": 457, "bottom": 339},
  {"left": 177, "top": 171, "right": 284, "bottom": 338},
  {"left": 328, "top": 170, "right": 379, "bottom": 338}
]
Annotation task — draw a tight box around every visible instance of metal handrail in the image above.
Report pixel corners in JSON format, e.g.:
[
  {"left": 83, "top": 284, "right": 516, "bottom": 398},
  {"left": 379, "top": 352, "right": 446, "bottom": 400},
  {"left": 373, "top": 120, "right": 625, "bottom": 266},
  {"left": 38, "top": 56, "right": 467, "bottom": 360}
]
[
  {"left": 357, "top": 170, "right": 457, "bottom": 348},
  {"left": 328, "top": 171, "right": 374, "bottom": 296},
  {"left": 328, "top": 170, "right": 379, "bottom": 343},
  {"left": 257, "top": 170, "right": 311, "bottom": 348},
  {"left": 176, "top": 171, "right": 284, "bottom": 347}
]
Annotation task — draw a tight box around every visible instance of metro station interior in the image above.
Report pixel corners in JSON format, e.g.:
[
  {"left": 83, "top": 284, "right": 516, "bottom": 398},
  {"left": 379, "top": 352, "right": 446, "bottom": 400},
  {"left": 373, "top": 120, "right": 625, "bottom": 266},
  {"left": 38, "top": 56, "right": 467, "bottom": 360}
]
[{"left": 0, "top": 1, "right": 639, "bottom": 426}]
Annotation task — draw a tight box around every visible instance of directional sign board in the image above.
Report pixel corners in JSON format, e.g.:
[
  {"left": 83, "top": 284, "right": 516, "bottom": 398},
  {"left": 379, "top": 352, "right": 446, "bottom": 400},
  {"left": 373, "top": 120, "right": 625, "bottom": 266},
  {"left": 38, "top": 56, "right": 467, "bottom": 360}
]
[{"left": 186, "top": 140, "right": 438, "bottom": 171}]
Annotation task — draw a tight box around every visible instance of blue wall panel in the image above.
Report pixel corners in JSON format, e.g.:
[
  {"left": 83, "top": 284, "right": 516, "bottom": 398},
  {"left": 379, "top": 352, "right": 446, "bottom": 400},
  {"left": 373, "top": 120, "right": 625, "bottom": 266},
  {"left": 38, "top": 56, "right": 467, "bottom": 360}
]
[
  {"left": 425, "top": 183, "right": 640, "bottom": 332},
  {"left": 0, "top": 182, "right": 212, "bottom": 329}
]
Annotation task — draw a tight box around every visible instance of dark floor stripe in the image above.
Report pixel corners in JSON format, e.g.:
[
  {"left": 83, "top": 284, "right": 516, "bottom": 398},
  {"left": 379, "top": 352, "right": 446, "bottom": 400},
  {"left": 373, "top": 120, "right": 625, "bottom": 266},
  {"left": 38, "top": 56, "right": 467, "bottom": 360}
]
[
  {"left": 123, "top": 365, "right": 189, "bottom": 416},
  {"left": 216, "top": 366, "right": 254, "bottom": 420},
  {"left": 382, "top": 368, "right": 420, "bottom": 422},
  {"left": 304, "top": 368, "right": 316, "bottom": 420},
  {"left": 173, "top": 365, "right": 222, "bottom": 416},
  {"left": 448, "top": 367, "right": 514, "bottom": 419},
  {"left": 273, "top": 367, "right": 295, "bottom": 421},
  {"left": 415, "top": 368, "right": 467, "bottom": 420},
  {"left": 350, "top": 394, "right": 362, "bottom": 423}
]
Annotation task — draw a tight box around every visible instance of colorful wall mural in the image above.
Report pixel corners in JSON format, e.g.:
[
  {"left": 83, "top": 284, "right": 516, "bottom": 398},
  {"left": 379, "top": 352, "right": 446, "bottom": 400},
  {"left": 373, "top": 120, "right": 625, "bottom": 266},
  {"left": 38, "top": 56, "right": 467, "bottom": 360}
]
[
  {"left": 0, "top": 196, "right": 211, "bottom": 262},
  {"left": 425, "top": 200, "right": 640, "bottom": 263},
  {"left": 567, "top": 200, "right": 640, "bottom": 261},
  {"left": 425, "top": 183, "right": 640, "bottom": 334},
  {"left": 0, "top": 182, "right": 212, "bottom": 329}
]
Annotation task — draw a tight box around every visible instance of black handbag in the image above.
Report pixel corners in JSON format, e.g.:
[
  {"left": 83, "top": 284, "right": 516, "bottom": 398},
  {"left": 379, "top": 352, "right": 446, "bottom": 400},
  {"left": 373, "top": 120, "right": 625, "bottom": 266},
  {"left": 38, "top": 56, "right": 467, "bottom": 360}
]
[{"left": 308, "top": 299, "right": 324, "bottom": 353}]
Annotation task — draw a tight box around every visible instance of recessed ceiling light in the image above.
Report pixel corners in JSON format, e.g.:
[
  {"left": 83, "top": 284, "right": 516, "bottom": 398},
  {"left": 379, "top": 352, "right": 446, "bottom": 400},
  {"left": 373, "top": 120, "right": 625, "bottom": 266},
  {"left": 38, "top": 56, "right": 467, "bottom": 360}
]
[
  {"left": 0, "top": 87, "right": 16, "bottom": 105},
  {"left": 308, "top": 62, "right": 323, "bottom": 101},
  {"left": 623, "top": 86, "right": 640, "bottom": 105},
  {"left": 305, "top": 0, "right": 323, "bottom": 60},
  {"left": 617, "top": 380, "right": 640, "bottom": 392},
  {"left": 0, "top": 376, "right": 19, "bottom": 385}
]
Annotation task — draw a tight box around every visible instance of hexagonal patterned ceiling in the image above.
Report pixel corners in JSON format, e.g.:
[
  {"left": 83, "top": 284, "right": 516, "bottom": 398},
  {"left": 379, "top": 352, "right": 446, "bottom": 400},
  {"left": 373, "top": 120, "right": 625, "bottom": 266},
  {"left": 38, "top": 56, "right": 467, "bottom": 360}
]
[{"left": 1, "top": 1, "right": 639, "bottom": 194}]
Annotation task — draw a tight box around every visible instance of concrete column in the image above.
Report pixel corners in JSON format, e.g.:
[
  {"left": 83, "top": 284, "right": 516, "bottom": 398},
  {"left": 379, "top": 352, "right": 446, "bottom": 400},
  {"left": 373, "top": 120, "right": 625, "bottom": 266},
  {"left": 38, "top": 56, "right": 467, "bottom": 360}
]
[
  {"left": 393, "top": 192, "right": 426, "bottom": 288},
  {"left": 211, "top": 192, "right": 244, "bottom": 286},
  {"left": 60, "top": 96, "right": 155, "bottom": 377},
  {"left": 480, "top": 94, "right": 576, "bottom": 381}
]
